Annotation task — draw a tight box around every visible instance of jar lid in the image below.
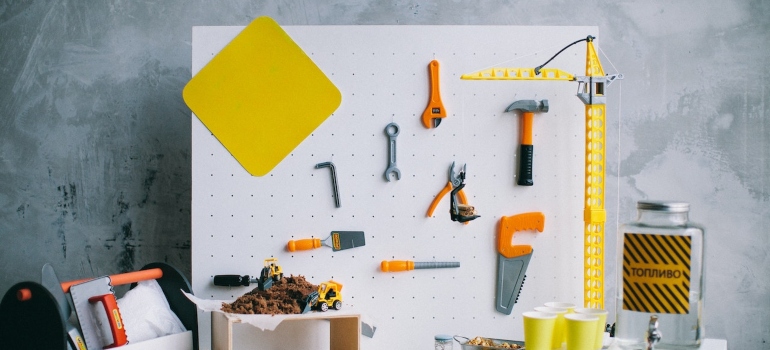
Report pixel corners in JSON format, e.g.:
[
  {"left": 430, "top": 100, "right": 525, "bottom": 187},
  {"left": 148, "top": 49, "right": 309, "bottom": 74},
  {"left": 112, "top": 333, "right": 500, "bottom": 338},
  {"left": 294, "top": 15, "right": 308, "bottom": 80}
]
[
  {"left": 435, "top": 334, "right": 453, "bottom": 341},
  {"left": 637, "top": 200, "right": 689, "bottom": 212}
]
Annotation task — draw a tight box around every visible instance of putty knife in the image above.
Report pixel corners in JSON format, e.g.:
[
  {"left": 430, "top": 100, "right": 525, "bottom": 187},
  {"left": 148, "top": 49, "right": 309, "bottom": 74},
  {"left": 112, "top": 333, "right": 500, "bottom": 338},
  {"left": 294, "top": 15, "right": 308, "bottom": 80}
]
[
  {"left": 287, "top": 231, "right": 366, "bottom": 252},
  {"left": 41, "top": 264, "right": 86, "bottom": 350}
]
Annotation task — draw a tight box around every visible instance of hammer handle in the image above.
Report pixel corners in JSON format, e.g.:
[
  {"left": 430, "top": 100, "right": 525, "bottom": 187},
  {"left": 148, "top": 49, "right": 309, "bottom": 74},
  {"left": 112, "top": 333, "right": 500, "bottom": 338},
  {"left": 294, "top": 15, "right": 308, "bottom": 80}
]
[
  {"left": 518, "top": 112, "right": 534, "bottom": 186},
  {"left": 518, "top": 145, "right": 534, "bottom": 186}
]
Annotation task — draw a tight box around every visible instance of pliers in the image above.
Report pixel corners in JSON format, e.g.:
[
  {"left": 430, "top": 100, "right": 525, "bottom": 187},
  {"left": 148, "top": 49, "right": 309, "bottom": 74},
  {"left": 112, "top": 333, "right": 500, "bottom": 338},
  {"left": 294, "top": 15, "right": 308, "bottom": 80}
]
[{"left": 427, "top": 162, "right": 480, "bottom": 223}]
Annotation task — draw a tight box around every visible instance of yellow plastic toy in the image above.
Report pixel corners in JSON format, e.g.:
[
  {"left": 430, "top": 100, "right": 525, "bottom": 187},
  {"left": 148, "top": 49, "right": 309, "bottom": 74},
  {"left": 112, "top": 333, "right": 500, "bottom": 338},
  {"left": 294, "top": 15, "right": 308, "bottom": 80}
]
[{"left": 461, "top": 36, "right": 622, "bottom": 309}]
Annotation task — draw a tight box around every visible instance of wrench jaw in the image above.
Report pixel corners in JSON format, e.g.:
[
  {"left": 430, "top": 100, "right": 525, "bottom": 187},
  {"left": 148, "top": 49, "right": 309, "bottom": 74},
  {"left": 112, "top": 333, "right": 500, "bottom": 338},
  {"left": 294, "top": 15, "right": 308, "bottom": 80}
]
[{"left": 384, "top": 168, "right": 401, "bottom": 182}]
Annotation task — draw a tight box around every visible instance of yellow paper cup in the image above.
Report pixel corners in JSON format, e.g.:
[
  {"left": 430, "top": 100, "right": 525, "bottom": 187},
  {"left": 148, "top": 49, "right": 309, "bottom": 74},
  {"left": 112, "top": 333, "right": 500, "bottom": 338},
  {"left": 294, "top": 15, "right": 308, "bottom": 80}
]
[
  {"left": 564, "top": 313, "right": 599, "bottom": 350},
  {"left": 575, "top": 308, "right": 608, "bottom": 350},
  {"left": 523, "top": 311, "right": 557, "bottom": 350},
  {"left": 545, "top": 301, "right": 576, "bottom": 313},
  {"left": 534, "top": 306, "right": 568, "bottom": 349}
]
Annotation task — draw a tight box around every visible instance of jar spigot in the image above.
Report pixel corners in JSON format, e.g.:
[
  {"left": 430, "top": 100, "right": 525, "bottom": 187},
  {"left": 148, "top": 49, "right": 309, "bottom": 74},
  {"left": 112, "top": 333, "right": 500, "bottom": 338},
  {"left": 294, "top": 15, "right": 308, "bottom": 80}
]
[{"left": 646, "top": 315, "right": 662, "bottom": 350}]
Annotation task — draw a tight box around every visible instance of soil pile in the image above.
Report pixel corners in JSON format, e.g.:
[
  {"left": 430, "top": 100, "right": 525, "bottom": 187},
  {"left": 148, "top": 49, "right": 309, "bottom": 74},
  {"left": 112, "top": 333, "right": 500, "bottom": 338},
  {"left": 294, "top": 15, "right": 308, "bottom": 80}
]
[{"left": 221, "top": 275, "right": 318, "bottom": 315}]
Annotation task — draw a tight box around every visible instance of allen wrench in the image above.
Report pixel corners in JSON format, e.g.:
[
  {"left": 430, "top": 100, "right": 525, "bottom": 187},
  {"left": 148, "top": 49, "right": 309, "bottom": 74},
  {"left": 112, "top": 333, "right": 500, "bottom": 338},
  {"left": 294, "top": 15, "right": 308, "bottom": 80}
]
[{"left": 315, "top": 161, "right": 341, "bottom": 208}]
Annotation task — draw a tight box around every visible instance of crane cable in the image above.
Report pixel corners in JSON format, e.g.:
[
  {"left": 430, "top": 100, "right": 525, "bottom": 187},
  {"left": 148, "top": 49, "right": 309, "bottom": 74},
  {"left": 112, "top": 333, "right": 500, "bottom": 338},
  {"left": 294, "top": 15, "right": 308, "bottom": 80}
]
[{"left": 534, "top": 36, "right": 594, "bottom": 75}]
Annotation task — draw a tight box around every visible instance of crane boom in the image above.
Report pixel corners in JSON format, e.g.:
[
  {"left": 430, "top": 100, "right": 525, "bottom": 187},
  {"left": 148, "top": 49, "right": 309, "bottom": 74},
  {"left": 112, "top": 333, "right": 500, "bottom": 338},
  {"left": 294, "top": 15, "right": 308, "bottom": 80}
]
[{"left": 461, "top": 36, "right": 621, "bottom": 309}]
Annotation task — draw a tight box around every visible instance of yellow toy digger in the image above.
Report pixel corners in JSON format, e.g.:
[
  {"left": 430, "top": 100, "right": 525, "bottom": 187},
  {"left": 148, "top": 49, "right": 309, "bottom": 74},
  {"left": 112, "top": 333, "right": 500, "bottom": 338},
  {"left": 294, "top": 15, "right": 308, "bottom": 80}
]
[{"left": 317, "top": 280, "right": 342, "bottom": 311}]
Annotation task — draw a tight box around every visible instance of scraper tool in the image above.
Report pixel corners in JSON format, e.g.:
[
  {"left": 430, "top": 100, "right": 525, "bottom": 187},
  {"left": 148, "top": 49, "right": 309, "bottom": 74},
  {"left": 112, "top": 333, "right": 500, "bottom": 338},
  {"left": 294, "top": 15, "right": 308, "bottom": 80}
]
[
  {"left": 287, "top": 231, "right": 366, "bottom": 252},
  {"left": 496, "top": 212, "right": 545, "bottom": 315}
]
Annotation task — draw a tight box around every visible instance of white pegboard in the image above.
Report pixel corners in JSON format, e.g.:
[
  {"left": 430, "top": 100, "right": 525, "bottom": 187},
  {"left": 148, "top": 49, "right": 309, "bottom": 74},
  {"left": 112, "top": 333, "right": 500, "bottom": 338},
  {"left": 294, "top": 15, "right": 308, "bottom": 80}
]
[{"left": 191, "top": 24, "right": 597, "bottom": 349}]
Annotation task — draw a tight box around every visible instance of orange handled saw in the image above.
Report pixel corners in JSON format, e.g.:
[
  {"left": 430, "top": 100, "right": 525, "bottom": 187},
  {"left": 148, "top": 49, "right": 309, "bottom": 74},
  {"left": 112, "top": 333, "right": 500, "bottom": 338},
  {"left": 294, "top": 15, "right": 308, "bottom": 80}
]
[{"left": 496, "top": 212, "right": 545, "bottom": 315}]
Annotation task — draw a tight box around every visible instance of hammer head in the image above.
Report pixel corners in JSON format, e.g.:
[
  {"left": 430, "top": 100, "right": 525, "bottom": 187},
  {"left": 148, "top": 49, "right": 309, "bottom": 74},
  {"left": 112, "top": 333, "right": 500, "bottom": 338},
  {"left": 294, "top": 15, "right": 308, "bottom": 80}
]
[{"left": 505, "top": 99, "right": 549, "bottom": 114}]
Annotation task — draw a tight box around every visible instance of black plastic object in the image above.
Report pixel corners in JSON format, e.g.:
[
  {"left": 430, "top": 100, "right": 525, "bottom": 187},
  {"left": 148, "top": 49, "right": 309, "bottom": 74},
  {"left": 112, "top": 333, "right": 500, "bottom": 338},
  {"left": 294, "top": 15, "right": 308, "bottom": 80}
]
[
  {"left": 449, "top": 172, "right": 480, "bottom": 223},
  {"left": 214, "top": 275, "right": 252, "bottom": 286},
  {"left": 0, "top": 281, "right": 67, "bottom": 350},
  {"left": 517, "top": 144, "right": 534, "bottom": 186},
  {"left": 132, "top": 262, "right": 199, "bottom": 350}
]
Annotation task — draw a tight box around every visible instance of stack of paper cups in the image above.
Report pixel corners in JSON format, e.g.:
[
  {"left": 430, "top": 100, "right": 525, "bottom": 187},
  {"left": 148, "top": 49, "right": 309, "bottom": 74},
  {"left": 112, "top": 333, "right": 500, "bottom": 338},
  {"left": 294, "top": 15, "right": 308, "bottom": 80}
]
[{"left": 574, "top": 308, "right": 608, "bottom": 350}]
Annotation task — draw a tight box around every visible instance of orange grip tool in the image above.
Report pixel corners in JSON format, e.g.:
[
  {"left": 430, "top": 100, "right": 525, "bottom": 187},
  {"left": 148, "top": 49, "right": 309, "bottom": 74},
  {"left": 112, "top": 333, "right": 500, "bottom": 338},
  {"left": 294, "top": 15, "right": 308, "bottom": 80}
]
[
  {"left": 88, "top": 294, "right": 128, "bottom": 348},
  {"left": 61, "top": 268, "right": 163, "bottom": 293},
  {"left": 287, "top": 238, "right": 322, "bottom": 252},
  {"left": 426, "top": 181, "right": 468, "bottom": 217},
  {"left": 381, "top": 260, "right": 414, "bottom": 272},
  {"left": 497, "top": 212, "right": 545, "bottom": 258},
  {"left": 421, "top": 60, "right": 446, "bottom": 128}
]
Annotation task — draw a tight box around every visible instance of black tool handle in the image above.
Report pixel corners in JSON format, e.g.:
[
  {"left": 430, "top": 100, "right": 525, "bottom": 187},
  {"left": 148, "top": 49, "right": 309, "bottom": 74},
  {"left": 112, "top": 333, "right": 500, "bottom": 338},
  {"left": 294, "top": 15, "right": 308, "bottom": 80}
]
[
  {"left": 517, "top": 145, "right": 534, "bottom": 186},
  {"left": 213, "top": 275, "right": 251, "bottom": 286}
]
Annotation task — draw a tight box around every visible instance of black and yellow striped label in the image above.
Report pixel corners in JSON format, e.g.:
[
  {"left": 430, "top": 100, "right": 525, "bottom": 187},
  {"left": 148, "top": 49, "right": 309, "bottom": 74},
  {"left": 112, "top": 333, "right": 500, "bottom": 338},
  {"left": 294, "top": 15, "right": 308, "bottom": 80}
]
[{"left": 622, "top": 233, "right": 691, "bottom": 314}]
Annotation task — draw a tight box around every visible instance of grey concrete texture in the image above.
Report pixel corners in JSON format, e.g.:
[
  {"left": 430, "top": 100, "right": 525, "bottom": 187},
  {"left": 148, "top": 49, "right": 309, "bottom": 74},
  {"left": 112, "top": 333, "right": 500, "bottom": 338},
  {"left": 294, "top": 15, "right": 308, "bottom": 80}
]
[{"left": 0, "top": 0, "right": 767, "bottom": 348}]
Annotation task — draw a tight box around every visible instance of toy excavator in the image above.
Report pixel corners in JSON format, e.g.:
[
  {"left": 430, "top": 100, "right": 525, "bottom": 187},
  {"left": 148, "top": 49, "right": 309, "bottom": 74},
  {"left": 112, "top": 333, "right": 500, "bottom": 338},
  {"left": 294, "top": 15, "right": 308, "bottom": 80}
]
[{"left": 300, "top": 280, "right": 343, "bottom": 313}]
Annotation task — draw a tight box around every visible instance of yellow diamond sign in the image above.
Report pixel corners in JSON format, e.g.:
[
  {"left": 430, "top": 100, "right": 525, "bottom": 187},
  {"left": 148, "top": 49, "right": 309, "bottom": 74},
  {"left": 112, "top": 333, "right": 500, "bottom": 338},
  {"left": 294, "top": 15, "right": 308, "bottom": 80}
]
[{"left": 183, "top": 16, "right": 341, "bottom": 176}]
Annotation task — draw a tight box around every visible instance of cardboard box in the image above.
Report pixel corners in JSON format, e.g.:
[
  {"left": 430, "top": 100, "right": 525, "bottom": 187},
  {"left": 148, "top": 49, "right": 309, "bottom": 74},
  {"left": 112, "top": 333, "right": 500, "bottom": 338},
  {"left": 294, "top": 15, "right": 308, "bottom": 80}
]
[{"left": 210, "top": 311, "right": 360, "bottom": 350}]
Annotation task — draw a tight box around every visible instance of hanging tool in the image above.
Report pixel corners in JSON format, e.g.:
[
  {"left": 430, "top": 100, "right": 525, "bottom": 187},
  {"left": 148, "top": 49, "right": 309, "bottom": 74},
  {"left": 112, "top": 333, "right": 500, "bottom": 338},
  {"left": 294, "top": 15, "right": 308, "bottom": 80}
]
[
  {"left": 41, "top": 264, "right": 86, "bottom": 350},
  {"left": 214, "top": 258, "right": 283, "bottom": 291},
  {"left": 496, "top": 212, "right": 545, "bottom": 315},
  {"left": 421, "top": 60, "right": 447, "bottom": 128},
  {"left": 287, "top": 231, "right": 366, "bottom": 252},
  {"left": 316, "top": 161, "right": 341, "bottom": 208},
  {"left": 383, "top": 122, "right": 401, "bottom": 181},
  {"left": 426, "top": 162, "right": 479, "bottom": 223},
  {"left": 380, "top": 260, "right": 460, "bottom": 272},
  {"left": 462, "top": 35, "right": 623, "bottom": 308},
  {"left": 505, "top": 99, "right": 549, "bottom": 186}
]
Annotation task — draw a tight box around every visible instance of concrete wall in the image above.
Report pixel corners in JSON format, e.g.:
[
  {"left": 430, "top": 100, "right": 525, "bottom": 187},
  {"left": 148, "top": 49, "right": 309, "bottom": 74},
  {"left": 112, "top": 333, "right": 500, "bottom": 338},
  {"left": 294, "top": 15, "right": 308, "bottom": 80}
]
[{"left": 1, "top": 0, "right": 767, "bottom": 348}]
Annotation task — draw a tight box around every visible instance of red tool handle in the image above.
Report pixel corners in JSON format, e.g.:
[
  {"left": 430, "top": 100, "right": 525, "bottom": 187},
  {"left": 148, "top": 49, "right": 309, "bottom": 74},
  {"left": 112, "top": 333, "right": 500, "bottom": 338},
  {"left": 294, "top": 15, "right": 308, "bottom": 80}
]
[
  {"left": 497, "top": 212, "right": 545, "bottom": 258},
  {"left": 60, "top": 268, "right": 163, "bottom": 293},
  {"left": 88, "top": 294, "right": 128, "bottom": 348}
]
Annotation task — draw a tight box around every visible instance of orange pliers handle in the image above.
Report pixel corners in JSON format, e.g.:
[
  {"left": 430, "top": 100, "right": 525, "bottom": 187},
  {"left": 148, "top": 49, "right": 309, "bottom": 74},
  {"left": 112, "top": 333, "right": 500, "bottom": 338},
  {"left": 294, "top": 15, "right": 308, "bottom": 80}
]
[{"left": 426, "top": 181, "right": 467, "bottom": 217}]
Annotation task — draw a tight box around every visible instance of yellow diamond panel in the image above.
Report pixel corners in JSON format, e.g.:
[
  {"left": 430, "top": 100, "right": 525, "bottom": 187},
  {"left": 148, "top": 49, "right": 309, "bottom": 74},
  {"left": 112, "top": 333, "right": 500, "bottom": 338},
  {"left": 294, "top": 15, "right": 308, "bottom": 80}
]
[{"left": 183, "top": 16, "right": 342, "bottom": 176}]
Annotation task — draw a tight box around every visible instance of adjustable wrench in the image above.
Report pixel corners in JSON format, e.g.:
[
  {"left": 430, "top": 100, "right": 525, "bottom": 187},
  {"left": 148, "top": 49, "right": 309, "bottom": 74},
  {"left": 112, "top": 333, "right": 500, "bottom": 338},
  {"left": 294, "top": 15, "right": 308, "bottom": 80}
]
[{"left": 384, "top": 122, "right": 401, "bottom": 181}]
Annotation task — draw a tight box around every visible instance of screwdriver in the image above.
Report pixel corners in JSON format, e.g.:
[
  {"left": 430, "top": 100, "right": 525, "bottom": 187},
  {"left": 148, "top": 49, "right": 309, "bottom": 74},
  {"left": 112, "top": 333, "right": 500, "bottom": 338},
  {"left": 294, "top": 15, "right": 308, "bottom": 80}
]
[
  {"left": 380, "top": 260, "right": 460, "bottom": 272},
  {"left": 213, "top": 275, "right": 258, "bottom": 286}
]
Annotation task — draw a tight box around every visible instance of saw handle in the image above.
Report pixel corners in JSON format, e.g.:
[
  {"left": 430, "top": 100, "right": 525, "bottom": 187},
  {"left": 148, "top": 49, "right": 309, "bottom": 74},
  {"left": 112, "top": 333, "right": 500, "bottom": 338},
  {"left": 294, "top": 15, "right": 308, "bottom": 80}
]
[
  {"left": 498, "top": 212, "right": 545, "bottom": 258},
  {"left": 287, "top": 238, "right": 322, "bottom": 252},
  {"left": 88, "top": 294, "right": 128, "bottom": 348},
  {"left": 60, "top": 268, "right": 163, "bottom": 293},
  {"left": 518, "top": 111, "right": 535, "bottom": 186}
]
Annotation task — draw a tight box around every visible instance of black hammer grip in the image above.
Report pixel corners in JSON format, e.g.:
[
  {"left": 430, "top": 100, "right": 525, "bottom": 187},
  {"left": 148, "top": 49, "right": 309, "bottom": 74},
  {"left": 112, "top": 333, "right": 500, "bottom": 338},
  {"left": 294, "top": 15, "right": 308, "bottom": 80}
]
[{"left": 517, "top": 145, "right": 534, "bottom": 186}]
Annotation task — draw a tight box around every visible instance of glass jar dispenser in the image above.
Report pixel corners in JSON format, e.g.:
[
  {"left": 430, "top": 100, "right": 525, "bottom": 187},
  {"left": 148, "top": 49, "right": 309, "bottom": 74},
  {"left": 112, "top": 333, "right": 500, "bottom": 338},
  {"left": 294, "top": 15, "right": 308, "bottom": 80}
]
[{"left": 615, "top": 201, "right": 704, "bottom": 349}]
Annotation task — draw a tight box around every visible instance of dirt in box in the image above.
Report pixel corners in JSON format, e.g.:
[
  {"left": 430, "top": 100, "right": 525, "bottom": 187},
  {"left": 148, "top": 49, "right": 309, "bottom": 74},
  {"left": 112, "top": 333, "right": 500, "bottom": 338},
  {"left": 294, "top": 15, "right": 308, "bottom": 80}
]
[{"left": 221, "top": 275, "right": 318, "bottom": 315}]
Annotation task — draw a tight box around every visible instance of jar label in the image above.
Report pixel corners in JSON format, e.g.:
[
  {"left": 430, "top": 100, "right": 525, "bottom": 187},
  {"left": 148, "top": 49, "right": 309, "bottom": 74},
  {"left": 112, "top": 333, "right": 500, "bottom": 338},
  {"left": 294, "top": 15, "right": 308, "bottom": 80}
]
[{"left": 622, "top": 233, "right": 691, "bottom": 314}]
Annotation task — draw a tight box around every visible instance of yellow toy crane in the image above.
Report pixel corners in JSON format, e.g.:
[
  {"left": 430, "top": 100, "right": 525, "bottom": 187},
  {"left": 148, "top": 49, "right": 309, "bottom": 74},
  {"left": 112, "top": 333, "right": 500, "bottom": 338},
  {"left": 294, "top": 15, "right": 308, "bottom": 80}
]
[{"left": 461, "top": 36, "right": 622, "bottom": 309}]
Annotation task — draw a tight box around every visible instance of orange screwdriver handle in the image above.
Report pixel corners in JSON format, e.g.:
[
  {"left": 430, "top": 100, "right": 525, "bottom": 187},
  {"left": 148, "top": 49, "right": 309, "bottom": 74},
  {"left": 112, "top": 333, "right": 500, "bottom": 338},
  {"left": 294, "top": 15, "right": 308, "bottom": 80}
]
[
  {"left": 381, "top": 260, "right": 414, "bottom": 272},
  {"left": 88, "top": 294, "right": 128, "bottom": 348},
  {"left": 497, "top": 212, "right": 545, "bottom": 258},
  {"left": 60, "top": 268, "right": 163, "bottom": 293},
  {"left": 287, "top": 238, "right": 322, "bottom": 252}
]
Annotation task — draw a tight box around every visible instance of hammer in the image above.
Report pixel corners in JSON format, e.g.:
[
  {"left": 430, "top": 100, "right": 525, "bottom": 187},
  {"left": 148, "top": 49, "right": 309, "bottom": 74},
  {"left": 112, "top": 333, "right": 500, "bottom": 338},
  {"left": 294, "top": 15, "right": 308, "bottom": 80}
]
[{"left": 505, "top": 99, "right": 549, "bottom": 186}]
